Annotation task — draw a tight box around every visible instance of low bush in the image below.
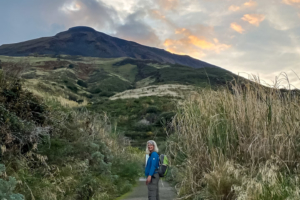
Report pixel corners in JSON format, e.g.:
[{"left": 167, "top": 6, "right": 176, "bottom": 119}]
[
  {"left": 89, "top": 87, "right": 102, "bottom": 94},
  {"left": 99, "top": 91, "right": 115, "bottom": 97},
  {"left": 0, "top": 164, "right": 24, "bottom": 200},
  {"left": 67, "top": 85, "right": 78, "bottom": 93},
  {"left": 77, "top": 80, "right": 88, "bottom": 88},
  {"left": 68, "top": 64, "right": 74, "bottom": 68},
  {"left": 155, "top": 111, "right": 175, "bottom": 126},
  {"left": 146, "top": 106, "right": 160, "bottom": 114},
  {"left": 68, "top": 93, "right": 78, "bottom": 102}
]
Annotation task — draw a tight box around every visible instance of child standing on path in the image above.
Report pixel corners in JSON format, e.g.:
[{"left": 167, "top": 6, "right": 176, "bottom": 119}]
[{"left": 145, "top": 140, "right": 160, "bottom": 200}]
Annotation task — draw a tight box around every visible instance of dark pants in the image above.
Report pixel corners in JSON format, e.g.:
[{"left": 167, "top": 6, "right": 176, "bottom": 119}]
[{"left": 148, "top": 173, "right": 160, "bottom": 200}]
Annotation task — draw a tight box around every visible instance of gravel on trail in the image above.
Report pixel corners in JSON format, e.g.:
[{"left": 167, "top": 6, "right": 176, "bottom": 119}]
[{"left": 120, "top": 178, "right": 176, "bottom": 200}]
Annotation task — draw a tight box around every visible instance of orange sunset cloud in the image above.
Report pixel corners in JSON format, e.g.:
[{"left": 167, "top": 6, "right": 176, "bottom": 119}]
[
  {"left": 244, "top": 0, "right": 257, "bottom": 7},
  {"left": 282, "top": 0, "right": 300, "bottom": 5},
  {"left": 242, "top": 14, "right": 265, "bottom": 26},
  {"left": 164, "top": 28, "right": 230, "bottom": 58},
  {"left": 231, "top": 22, "right": 245, "bottom": 33}
]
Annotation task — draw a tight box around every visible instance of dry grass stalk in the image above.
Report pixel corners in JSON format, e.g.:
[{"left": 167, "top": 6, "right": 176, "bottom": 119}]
[{"left": 167, "top": 76, "right": 300, "bottom": 199}]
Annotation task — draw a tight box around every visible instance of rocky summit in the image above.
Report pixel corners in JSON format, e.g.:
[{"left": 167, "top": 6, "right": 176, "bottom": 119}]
[{"left": 0, "top": 26, "right": 218, "bottom": 69}]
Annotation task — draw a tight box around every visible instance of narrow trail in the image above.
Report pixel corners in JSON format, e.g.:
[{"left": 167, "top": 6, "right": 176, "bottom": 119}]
[{"left": 120, "top": 178, "right": 177, "bottom": 200}]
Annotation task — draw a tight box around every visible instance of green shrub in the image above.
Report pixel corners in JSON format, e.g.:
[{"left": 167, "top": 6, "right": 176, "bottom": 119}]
[
  {"left": 145, "top": 113, "right": 158, "bottom": 123},
  {"left": 67, "top": 85, "right": 78, "bottom": 93},
  {"left": 68, "top": 93, "right": 78, "bottom": 102},
  {"left": 0, "top": 72, "right": 49, "bottom": 155},
  {"left": 77, "top": 80, "right": 88, "bottom": 88},
  {"left": 0, "top": 164, "right": 24, "bottom": 200},
  {"left": 146, "top": 106, "right": 160, "bottom": 114},
  {"left": 156, "top": 112, "right": 175, "bottom": 126},
  {"left": 99, "top": 91, "right": 114, "bottom": 97},
  {"left": 84, "top": 93, "right": 93, "bottom": 99},
  {"left": 90, "top": 87, "right": 102, "bottom": 94},
  {"left": 77, "top": 99, "right": 84, "bottom": 104},
  {"left": 134, "top": 121, "right": 152, "bottom": 132},
  {"left": 68, "top": 64, "right": 74, "bottom": 68}
]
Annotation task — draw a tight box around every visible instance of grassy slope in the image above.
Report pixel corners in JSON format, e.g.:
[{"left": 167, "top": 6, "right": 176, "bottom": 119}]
[{"left": 0, "top": 55, "right": 237, "bottom": 148}]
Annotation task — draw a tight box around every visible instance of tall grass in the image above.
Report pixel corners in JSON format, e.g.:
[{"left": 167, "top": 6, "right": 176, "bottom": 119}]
[{"left": 167, "top": 80, "right": 300, "bottom": 199}]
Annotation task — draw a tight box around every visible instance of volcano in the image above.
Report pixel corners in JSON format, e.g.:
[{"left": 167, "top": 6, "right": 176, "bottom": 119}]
[{"left": 0, "top": 26, "right": 219, "bottom": 69}]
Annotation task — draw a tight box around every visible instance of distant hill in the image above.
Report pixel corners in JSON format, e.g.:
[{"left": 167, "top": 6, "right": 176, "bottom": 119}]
[{"left": 0, "top": 26, "right": 218, "bottom": 69}]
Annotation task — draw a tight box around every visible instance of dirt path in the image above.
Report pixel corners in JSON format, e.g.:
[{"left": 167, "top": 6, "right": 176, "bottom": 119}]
[{"left": 119, "top": 178, "right": 177, "bottom": 200}]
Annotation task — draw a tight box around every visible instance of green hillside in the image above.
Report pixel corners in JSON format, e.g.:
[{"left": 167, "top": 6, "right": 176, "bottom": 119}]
[
  {"left": 0, "top": 55, "right": 235, "bottom": 93},
  {"left": 0, "top": 55, "right": 238, "bottom": 147}
]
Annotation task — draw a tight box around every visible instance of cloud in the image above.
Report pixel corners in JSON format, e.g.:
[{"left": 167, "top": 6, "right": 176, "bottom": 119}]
[
  {"left": 55, "top": 0, "right": 119, "bottom": 31},
  {"left": 165, "top": 41, "right": 207, "bottom": 58},
  {"left": 263, "top": 4, "right": 299, "bottom": 30},
  {"left": 242, "top": 14, "right": 265, "bottom": 26},
  {"left": 230, "top": 22, "right": 245, "bottom": 33},
  {"left": 228, "top": 5, "right": 240, "bottom": 12},
  {"left": 163, "top": 28, "right": 230, "bottom": 58},
  {"left": 115, "top": 11, "right": 161, "bottom": 47},
  {"left": 156, "top": 0, "right": 179, "bottom": 10},
  {"left": 282, "top": 0, "right": 300, "bottom": 6},
  {"left": 61, "top": 1, "right": 81, "bottom": 12},
  {"left": 244, "top": 0, "right": 257, "bottom": 7},
  {"left": 150, "top": 10, "right": 166, "bottom": 20},
  {"left": 102, "top": 0, "right": 137, "bottom": 14}
]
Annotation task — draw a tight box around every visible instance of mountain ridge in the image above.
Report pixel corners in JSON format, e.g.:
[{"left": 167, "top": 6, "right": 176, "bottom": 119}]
[{"left": 0, "top": 26, "right": 219, "bottom": 69}]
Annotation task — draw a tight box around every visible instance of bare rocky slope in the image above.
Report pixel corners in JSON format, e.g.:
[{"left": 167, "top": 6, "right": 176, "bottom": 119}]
[{"left": 0, "top": 26, "right": 218, "bottom": 69}]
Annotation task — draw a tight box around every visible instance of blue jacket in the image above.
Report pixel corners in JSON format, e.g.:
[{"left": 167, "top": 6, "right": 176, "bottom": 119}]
[{"left": 145, "top": 152, "right": 159, "bottom": 177}]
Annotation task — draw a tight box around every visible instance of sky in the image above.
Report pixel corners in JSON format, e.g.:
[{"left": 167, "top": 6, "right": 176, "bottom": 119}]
[{"left": 0, "top": 0, "right": 299, "bottom": 88}]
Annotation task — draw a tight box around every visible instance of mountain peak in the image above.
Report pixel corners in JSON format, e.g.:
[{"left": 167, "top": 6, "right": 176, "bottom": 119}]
[
  {"left": 67, "top": 26, "right": 96, "bottom": 32},
  {"left": 0, "top": 27, "right": 219, "bottom": 69}
]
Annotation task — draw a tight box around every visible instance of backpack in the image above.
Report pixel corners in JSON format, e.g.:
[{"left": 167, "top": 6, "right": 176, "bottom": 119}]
[{"left": 158, "top": 154, "right": 169, "bottom": 177}]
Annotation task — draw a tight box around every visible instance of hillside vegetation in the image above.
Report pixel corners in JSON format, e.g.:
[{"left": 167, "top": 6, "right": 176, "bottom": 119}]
[
  {"left": 0, "top": 55, "right": 237, "bottom": 147},
  {"left": 0, "top": 68, "right": 143, "bottom": 200},
  {"left": 167, "top": 81, "right": 300, "bottom": 199}
]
